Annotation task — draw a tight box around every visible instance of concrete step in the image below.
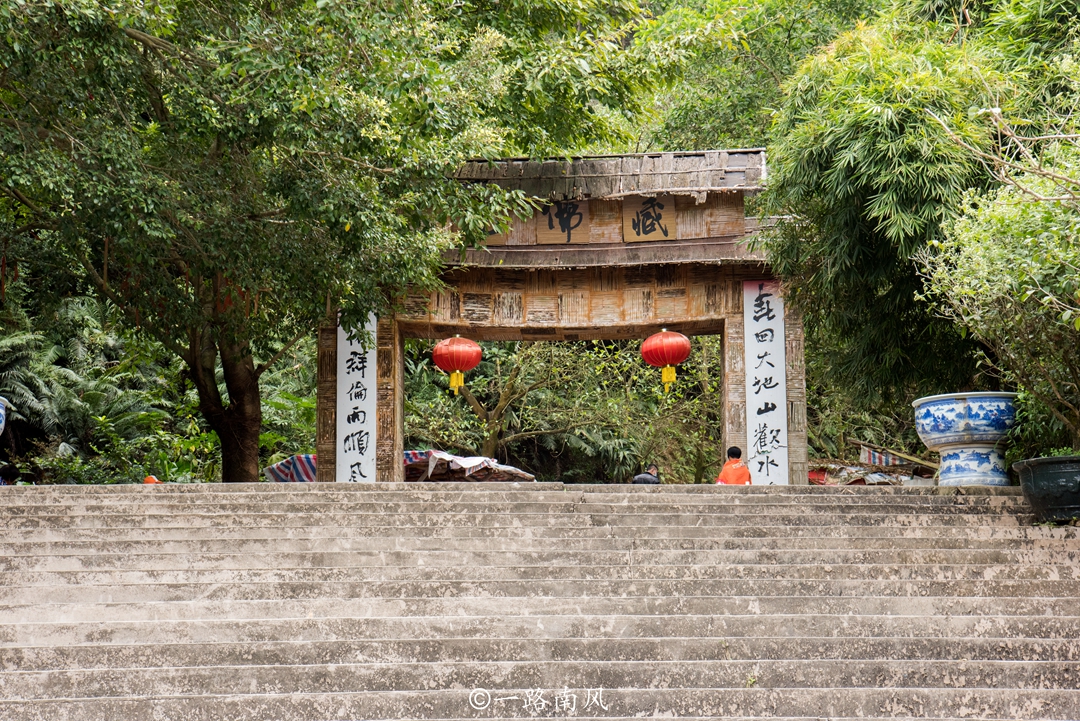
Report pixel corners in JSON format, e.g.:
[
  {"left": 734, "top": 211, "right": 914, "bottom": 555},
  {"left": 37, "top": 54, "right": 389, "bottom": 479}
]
[
  {"left": 0, "top": 687, "right": 1074, "bottom": 720},
  {"left": 6, "top": 576, "right": 1080, "bottom": 604},
  {"left": 6, "top": 594, "right": 1077, "bottom": 625},
  {"left": 0, "top": 511, "right": 1037, "bottom": 530},
  {"left": 2, "top": 535, "right": 1078, "bottom": 556},
  {"left": 5, "top": 635, "right": 1078, "bottom": 671},
  {"left": 5, "top": 547, "right": 1079, "bottom": 572},
  {"left": 0, "top": 496, "right": 1028, "bottom": 511},
  {"left": 4, "top": 659, "right": 1079, "bottom": 699},
  {"left": 7, "top": 523, "right": 1073, "bottom": 543},
  {"left": 4, "top": 612, "right": 1079, "bottom": 647},
  {"left": 3, "top": 561, "right": 1079, "bottom": 587}
]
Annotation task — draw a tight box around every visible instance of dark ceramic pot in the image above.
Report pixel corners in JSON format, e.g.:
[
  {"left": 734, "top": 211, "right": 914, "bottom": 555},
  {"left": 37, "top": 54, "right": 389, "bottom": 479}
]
[{"left": 1013, "top": 456, "right": 1080, "bottom": 523}]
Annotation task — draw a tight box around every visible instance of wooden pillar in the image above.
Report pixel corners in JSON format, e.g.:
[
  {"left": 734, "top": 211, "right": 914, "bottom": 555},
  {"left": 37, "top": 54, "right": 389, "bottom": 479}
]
[
  {"left": 785, "top": 307, "right": 808, "bottom": 485},
  {"left": 376, "top": 318, "right": 405, "bottom": 482},
  {"left": 722, "top": 313, "right": 747, "bottom": 456},
  {"left": 315, "top": 324, "right": 337, "bottom": 481}
]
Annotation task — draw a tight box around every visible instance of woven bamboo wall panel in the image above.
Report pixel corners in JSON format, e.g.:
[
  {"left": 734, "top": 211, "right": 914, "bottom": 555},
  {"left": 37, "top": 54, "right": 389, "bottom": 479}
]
[
  {"left": 493, "top": 292, "right": 524, "bottom": 324},
  {"left": 461, "top": 293, "right": 493, "bottom": 323},
  {"left": 526, "top": 295, "right": 558, "bottom": 324},
  {"left": 676, "top": 194, "right": 745, "bottom": 240},
  {"left": 655, "top": 287, "right": 689, "bottom": 321},
  {"left": 591, "top": 200, "right": 622, "bottom": 244},
  {"left": 558, "top": 292, "right": 589, "bottom": 326}
]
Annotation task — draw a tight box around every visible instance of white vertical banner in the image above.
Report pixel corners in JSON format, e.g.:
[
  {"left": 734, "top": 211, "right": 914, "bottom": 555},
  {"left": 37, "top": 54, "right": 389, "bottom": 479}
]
[
  {"left": 336, "top": 315, "right": 379, "bottom": 482},
  {"left": 743, "top": 280, "right": 789, "bottom": 485}
]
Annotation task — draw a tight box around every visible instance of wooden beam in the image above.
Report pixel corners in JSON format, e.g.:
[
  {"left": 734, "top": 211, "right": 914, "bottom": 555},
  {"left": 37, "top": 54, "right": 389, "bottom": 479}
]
[{"left": 443, "top": 237, "right": 763, "bottom": 269}]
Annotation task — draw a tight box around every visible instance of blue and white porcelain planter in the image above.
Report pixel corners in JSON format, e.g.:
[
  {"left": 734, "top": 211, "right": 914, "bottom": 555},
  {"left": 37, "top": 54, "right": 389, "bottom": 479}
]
[
  {"left": 912, "top": 392, "right": 1018, "bottom": 486},
  {"left": 0, "top": 396, "right": 8, "bottom": 438}
]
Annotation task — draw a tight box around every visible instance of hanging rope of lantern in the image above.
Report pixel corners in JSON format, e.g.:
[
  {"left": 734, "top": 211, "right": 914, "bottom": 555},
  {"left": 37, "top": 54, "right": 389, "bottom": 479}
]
[
  {"left": 432, "top": 336, "right": 482, "bottom": 395},
  {"left": 641, "top": 329, "right": 691, "bottom": 392}
]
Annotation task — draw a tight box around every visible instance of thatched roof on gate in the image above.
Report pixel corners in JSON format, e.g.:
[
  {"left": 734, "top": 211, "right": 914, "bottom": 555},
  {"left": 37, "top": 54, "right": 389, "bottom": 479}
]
[{"left": 453, "top": 149, "right": 765, "bottom": 202}]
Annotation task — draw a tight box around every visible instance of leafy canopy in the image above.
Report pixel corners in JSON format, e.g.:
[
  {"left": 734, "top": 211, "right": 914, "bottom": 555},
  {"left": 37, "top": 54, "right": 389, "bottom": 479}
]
[
  {"left": 763, "top": 10, "right": 1017, "bottom": 401},
  {"left": 0, "top": 0, "right": 674, "bottom": 478},
  {"left": 922, "top": 152, "right": 1080, "bottom": 450}
]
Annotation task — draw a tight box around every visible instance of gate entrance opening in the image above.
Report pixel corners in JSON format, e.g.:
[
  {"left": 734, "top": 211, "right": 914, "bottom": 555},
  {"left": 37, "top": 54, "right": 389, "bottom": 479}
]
[{"left": 316, "top": 150, "right": 807, "bottom": 483}]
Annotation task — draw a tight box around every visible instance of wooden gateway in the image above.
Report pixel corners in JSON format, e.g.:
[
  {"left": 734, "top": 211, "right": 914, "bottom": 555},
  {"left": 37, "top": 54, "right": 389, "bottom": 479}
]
[{"left": 316, "top": 150, "right": 808, "bottom": 484}]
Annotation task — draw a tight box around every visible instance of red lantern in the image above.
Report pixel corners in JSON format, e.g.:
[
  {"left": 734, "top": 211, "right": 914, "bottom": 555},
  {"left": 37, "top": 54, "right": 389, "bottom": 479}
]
[
  {"left": 432, "top": 336, "right": 482, "bottom": 395},
  {"left": 641, "top": 329, "right": 691, "bottom": 392}
]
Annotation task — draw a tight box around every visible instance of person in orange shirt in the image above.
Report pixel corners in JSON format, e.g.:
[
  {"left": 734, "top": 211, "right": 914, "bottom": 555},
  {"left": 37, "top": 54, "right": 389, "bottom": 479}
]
[{"left": 715, "top": 446, "right": 751, "bottom": 485}]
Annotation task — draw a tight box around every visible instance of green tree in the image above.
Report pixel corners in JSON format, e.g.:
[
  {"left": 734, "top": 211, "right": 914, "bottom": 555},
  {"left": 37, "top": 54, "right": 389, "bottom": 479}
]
[
  {"left": 405, "top": 337, "right": 726, "bottom": 483},
  {"left": 922, "top": 156, "right": 1080, "bottom": 450},
  {"left": 0, "top": 0, "right": 669, "bottom": 481},
  {"left": 650, "top": 0, "right": 878, "bottom": 150},
  {"left": 762, "top": 10, "right": 1015, "bottom": 402}
]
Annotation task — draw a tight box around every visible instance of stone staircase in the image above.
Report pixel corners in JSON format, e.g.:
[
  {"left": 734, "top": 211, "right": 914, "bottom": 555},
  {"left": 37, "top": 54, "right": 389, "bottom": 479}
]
[{"left": 0, "top": 482, "right": 1078, "bottom": 720}]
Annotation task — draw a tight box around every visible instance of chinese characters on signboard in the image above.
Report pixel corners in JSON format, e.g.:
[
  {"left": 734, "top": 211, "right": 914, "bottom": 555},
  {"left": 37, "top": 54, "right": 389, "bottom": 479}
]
[
  {"left": 743, "top": 280, "right": 788, "bottom": 485},
  {"left": 336, "top": 316, "right": 378, "bottom": 483},
  {"left": 537, "top": 200, "right": 590, "bottom": 244},
  {"left": 623, "top": 194, "right": 678, "bottom": 243}
]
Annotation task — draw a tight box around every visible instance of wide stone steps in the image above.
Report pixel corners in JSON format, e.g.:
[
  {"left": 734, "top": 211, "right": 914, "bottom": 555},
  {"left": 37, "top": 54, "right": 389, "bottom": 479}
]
[
  {"left": 6, "top": 613, "right": 1080, "bottom": 645},
  {"left": 4, "top": 561, "right": 1080, "bottom": 585},
  {"left": 0, "top": 544, "right": 1075, "bottom": 563},
  {"left": 7, "top": 594, "right": 1078, "bottom": 622},
  {"left": 1, "top": 482, "right": 1078, "bottom": 720},
  {"left": 2, "top": 687, "right": 1076, "bottom": 720},
  {"left": 4, "top": 659, "right": 1079, "bottom": 697},
  {"left": 5, "top": 635, "right": 1078, "bottom": 667},
  {"left": 4, "top": 535, "right": 1078, "bottom": 553}
]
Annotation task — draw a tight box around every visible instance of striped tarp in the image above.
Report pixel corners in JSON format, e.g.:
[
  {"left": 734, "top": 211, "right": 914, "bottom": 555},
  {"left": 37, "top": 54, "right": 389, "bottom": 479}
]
[{"left": 263, "top": 454, "right": 318, "bottom": 483}]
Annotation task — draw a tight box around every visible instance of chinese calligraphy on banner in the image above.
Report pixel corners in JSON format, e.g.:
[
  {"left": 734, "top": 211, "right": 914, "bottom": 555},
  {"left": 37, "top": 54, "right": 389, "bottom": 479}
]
[
  {"left": 336, "top": 316, "right": 378, "bottom": 483},
  {"left": 743, "top": 280, "right": 788, "bottom": 485}
]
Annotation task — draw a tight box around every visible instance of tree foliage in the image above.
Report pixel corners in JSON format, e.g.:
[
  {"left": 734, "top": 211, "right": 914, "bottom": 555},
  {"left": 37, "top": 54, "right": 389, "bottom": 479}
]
[
  {"left": 922, "top": 152, "right": 1080, "bottom": 451},
  {"left": 405, "top": 338, "right": 727, "bottom": 483},
  {"left": 0, "top": 0, "right": 669, "bottom": 480},
  {"left": 650, "top": 0, "right": 878, "bottom": 150},
  {"left": 763, "top": 9, "right": 1019, "bottom": 402}
]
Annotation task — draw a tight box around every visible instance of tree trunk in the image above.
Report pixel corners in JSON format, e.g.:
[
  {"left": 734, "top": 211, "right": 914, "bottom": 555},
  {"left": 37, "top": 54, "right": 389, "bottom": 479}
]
[
  {"left": 481, "top": 423, "right": 500, "bottom": 459},
  {"left": 189, "top": 329, "right": 263, "bottom": 483}
]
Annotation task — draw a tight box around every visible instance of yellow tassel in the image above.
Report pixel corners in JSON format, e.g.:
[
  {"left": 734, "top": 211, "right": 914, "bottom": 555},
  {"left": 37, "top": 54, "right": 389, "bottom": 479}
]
[
  {"left": 662, "top": 365, "right": 676, "bottom": 393},
  {"left": 450, "top": 370, "right": 464, "bottom": 395}
]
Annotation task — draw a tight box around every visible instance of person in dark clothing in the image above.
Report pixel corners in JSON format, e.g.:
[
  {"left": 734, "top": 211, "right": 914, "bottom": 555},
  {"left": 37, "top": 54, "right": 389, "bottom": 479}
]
[
  {"left": 0, "top": 464, "right": 21, "bottom": 486},
  {"left": 632, "top": 463, "right": 661, "bottom": 484}
]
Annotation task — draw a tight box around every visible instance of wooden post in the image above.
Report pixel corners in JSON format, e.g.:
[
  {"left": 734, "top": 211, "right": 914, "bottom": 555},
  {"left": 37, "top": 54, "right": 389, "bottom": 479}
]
[
  {"left": 722, "top": 314, "right": 748, "bottom": 457},
  {"left": 785, "top": 308, "right": 808, "bottom": 485},
  {"left": 376, "top": 318, "right": 405, "bottom": 482},
  {"left": 315, "top": 325, "right": 337, "bottom": 481}
]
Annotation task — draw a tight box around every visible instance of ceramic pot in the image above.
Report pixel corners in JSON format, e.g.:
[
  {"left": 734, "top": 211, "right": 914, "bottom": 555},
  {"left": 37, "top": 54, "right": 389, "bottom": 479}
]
[
  {"left": 912, "top": 392, "right": 1018, "bottom": 486},
  {"left": 1013, "top": 456, "right": 1080, "bottom": 522},
  {"left": 0, "top": 397, "right": 8, "bottom": 438}
]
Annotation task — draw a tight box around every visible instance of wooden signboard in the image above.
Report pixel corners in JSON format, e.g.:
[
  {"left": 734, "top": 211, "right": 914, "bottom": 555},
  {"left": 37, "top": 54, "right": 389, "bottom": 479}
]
[
  {"left": 622, "top": 195, "right": 677, "bottom": 243},
  {"left": 537, "top": 200, "right": 591, "bottom": 245}
]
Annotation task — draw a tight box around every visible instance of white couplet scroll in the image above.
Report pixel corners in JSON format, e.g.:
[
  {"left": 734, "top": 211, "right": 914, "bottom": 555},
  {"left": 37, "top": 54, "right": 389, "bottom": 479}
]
[
  {"left": 743, "top": 280, "right": 789, "bottom": 485},
  {"left": 336, "top": 316, "right": 379, "bottom": 483}
]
